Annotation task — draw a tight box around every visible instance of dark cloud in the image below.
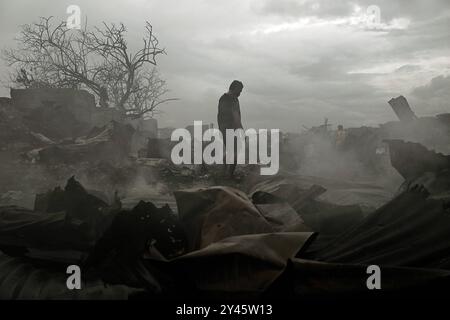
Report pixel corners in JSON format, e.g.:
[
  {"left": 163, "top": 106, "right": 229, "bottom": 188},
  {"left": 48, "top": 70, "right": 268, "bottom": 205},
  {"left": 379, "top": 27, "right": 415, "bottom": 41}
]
[
  {"left": 0, "top": 0, "right": 449, "bottom": 131},
  {"left": 409, "top": 75, "right": 450, "bottom": 116},
  {"left": 412, "top": 75, "right": 450, "bottom": 99}
]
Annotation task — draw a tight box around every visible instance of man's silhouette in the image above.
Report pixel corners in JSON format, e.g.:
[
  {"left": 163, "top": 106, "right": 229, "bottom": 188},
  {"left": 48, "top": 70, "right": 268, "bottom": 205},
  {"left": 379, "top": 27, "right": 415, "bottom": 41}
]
[{"left": 217, "top": 80, "right": 244, "bottom": 178}]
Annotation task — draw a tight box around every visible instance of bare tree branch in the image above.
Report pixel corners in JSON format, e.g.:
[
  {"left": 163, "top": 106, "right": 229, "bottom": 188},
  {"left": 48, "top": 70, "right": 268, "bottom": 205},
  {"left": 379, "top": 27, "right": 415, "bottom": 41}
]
[{"left": 2, "top": 16, "right": 174, "bottom": 118}]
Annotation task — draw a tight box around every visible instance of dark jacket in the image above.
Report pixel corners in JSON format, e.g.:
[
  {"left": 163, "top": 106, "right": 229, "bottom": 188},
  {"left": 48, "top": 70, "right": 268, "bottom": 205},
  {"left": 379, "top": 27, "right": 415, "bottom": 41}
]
[{"left": 217, "top": 93, "right": 242, "bottom": 131}]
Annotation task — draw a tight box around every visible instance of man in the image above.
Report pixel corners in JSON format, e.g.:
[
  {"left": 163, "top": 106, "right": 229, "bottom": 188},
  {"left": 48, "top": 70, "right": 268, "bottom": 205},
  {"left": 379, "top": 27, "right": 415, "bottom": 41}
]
[
  {"left": 217, "top": 80, "right": 244, "bottom": 178},
  {"left": 335, "top": 124, "right": 346, "bottom": 151}
]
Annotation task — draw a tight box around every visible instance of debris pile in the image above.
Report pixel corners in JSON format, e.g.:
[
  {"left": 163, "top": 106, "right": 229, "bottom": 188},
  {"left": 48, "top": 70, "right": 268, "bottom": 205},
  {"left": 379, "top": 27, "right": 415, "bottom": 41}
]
[
  {"left": 1, "top": 89, "right": 450, "bottom": 300},
  {"left": 1, "top": 146, "right": 450, "bottom": 300},
  {"left": 26, "top": 121, "right": 135, "bottom": 165}
]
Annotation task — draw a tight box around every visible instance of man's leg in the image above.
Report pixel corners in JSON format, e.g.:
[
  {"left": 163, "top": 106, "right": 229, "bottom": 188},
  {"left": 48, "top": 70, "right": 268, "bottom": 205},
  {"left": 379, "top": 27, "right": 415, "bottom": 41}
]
[
  {"left": 220, "top": 129, "right": 228, "bottom": 176},
  {"left": 221, "top": 129, "right": 237, "bottom": 178},
  {"left": 228, "top": 135, "right": 238, "bottom": 178}
]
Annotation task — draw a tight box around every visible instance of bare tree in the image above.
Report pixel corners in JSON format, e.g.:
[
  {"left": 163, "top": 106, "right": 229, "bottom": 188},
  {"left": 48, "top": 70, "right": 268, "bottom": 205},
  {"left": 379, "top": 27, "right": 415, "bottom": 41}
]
[{"left": 3, "top": 16, "right": 176, "bottom": 117}]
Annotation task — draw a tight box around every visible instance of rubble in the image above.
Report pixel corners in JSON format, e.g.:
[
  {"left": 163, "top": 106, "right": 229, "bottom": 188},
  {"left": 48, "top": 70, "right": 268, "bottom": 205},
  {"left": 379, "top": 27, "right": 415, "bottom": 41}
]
[
  {"left": 388, "top": 95, "right": 418, "bottom": 122},
  {"left": 87, "top": 199, "right": 187, "bottom": 264},
  {"left": 11, "top": 88, "right": 98, "bottom": 140},
  {"left": 1, "top": 168, "right": 450, "bottom": 300},
  {"left": 249, "top": 176, "right": 367, "bottom": 236},
  {"left": 383, "top": 139, "right": 450, "bottom": 196},
  {"left": 303, "top": 184, "right": 450, "bottom": 269},
  {"left": 26, "top": 121, "right": 135, "bottom": 165},
  {"left": 174, "top": 186, "right": 312, "bottom": 251},
  {"left": 384, "top": 139, "right": 450, "bottom": 180},
  {"left": 0, "top": 251, "right": 145, "bottom": 300},
  {"left": 0, "top": 177, "right": 114, "bottom": 257},
  {"left": 1, "top": 90, "right": 450, "bottom": 300},
  {"left": 146, "top": 137, "right": 174, "bottom": 158},
  {"left": 167, "top": 232, "right": 313, "bottom": 294}
]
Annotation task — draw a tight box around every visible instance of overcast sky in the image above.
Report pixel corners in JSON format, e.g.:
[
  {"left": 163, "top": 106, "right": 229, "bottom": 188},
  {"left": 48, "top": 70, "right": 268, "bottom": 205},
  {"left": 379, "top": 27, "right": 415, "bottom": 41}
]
[{"left": 0, "top": 0, "right": 449, "bottom": 131}]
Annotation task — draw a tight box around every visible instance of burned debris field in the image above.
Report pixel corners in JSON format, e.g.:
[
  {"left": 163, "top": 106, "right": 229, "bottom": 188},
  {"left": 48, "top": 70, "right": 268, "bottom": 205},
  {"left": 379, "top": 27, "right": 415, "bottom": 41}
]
[
  {"left": 0, "top": 0, "right": 450, "bottom": 305},
  {"left": 1, "top": 90, "right": 450, "bottom": 301}
]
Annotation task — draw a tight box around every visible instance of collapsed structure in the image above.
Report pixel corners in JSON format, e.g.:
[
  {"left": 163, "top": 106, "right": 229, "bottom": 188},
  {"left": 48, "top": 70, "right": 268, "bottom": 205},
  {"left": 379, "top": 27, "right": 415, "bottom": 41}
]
[{"left": 0, "top": 89, "right": 450, "bottom": 299}]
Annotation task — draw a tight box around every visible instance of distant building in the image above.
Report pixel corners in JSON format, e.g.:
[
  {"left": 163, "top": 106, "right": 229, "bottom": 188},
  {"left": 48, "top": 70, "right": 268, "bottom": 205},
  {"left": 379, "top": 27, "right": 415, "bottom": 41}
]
[
  {"left": 158, "top": 127, "right": 176, "bottom": 139},
  {"left": 8, "top": 89, "right": 159, "bottom": 153}
]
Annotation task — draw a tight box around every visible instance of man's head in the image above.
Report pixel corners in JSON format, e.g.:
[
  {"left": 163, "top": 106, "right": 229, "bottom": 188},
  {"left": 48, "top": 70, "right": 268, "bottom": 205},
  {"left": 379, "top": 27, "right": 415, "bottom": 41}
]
[{"left": 228, "top": 80, "right": 244, "bottom": 97}]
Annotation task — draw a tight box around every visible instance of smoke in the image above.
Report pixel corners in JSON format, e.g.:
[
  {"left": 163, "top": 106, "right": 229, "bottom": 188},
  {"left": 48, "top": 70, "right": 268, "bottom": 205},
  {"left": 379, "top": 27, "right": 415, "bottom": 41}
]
[
  {"left": 298, "top": 133, "right": 367, "bottom": 179},
  {"left": 381, "top": 118, "right": 450, "bottom": 155},
  {"left": 285, "top": 127, "right": 404, "bottom": 193}
]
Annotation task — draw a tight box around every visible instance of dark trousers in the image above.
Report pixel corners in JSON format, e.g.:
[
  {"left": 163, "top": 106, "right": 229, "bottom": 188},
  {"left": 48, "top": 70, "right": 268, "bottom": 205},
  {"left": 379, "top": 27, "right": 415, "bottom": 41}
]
[{"left": 220, "top": 127, "right": 238, "bottom": 177}]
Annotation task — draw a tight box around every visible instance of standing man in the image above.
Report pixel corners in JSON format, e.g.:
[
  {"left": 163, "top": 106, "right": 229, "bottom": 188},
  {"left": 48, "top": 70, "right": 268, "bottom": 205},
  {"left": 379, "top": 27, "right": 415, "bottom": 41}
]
[
  {"left": 217, "top": 80, "right": 244, "bottom": 178},
  {"left": 335, "top": 124, "right": 346, "bottom": 151}
]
